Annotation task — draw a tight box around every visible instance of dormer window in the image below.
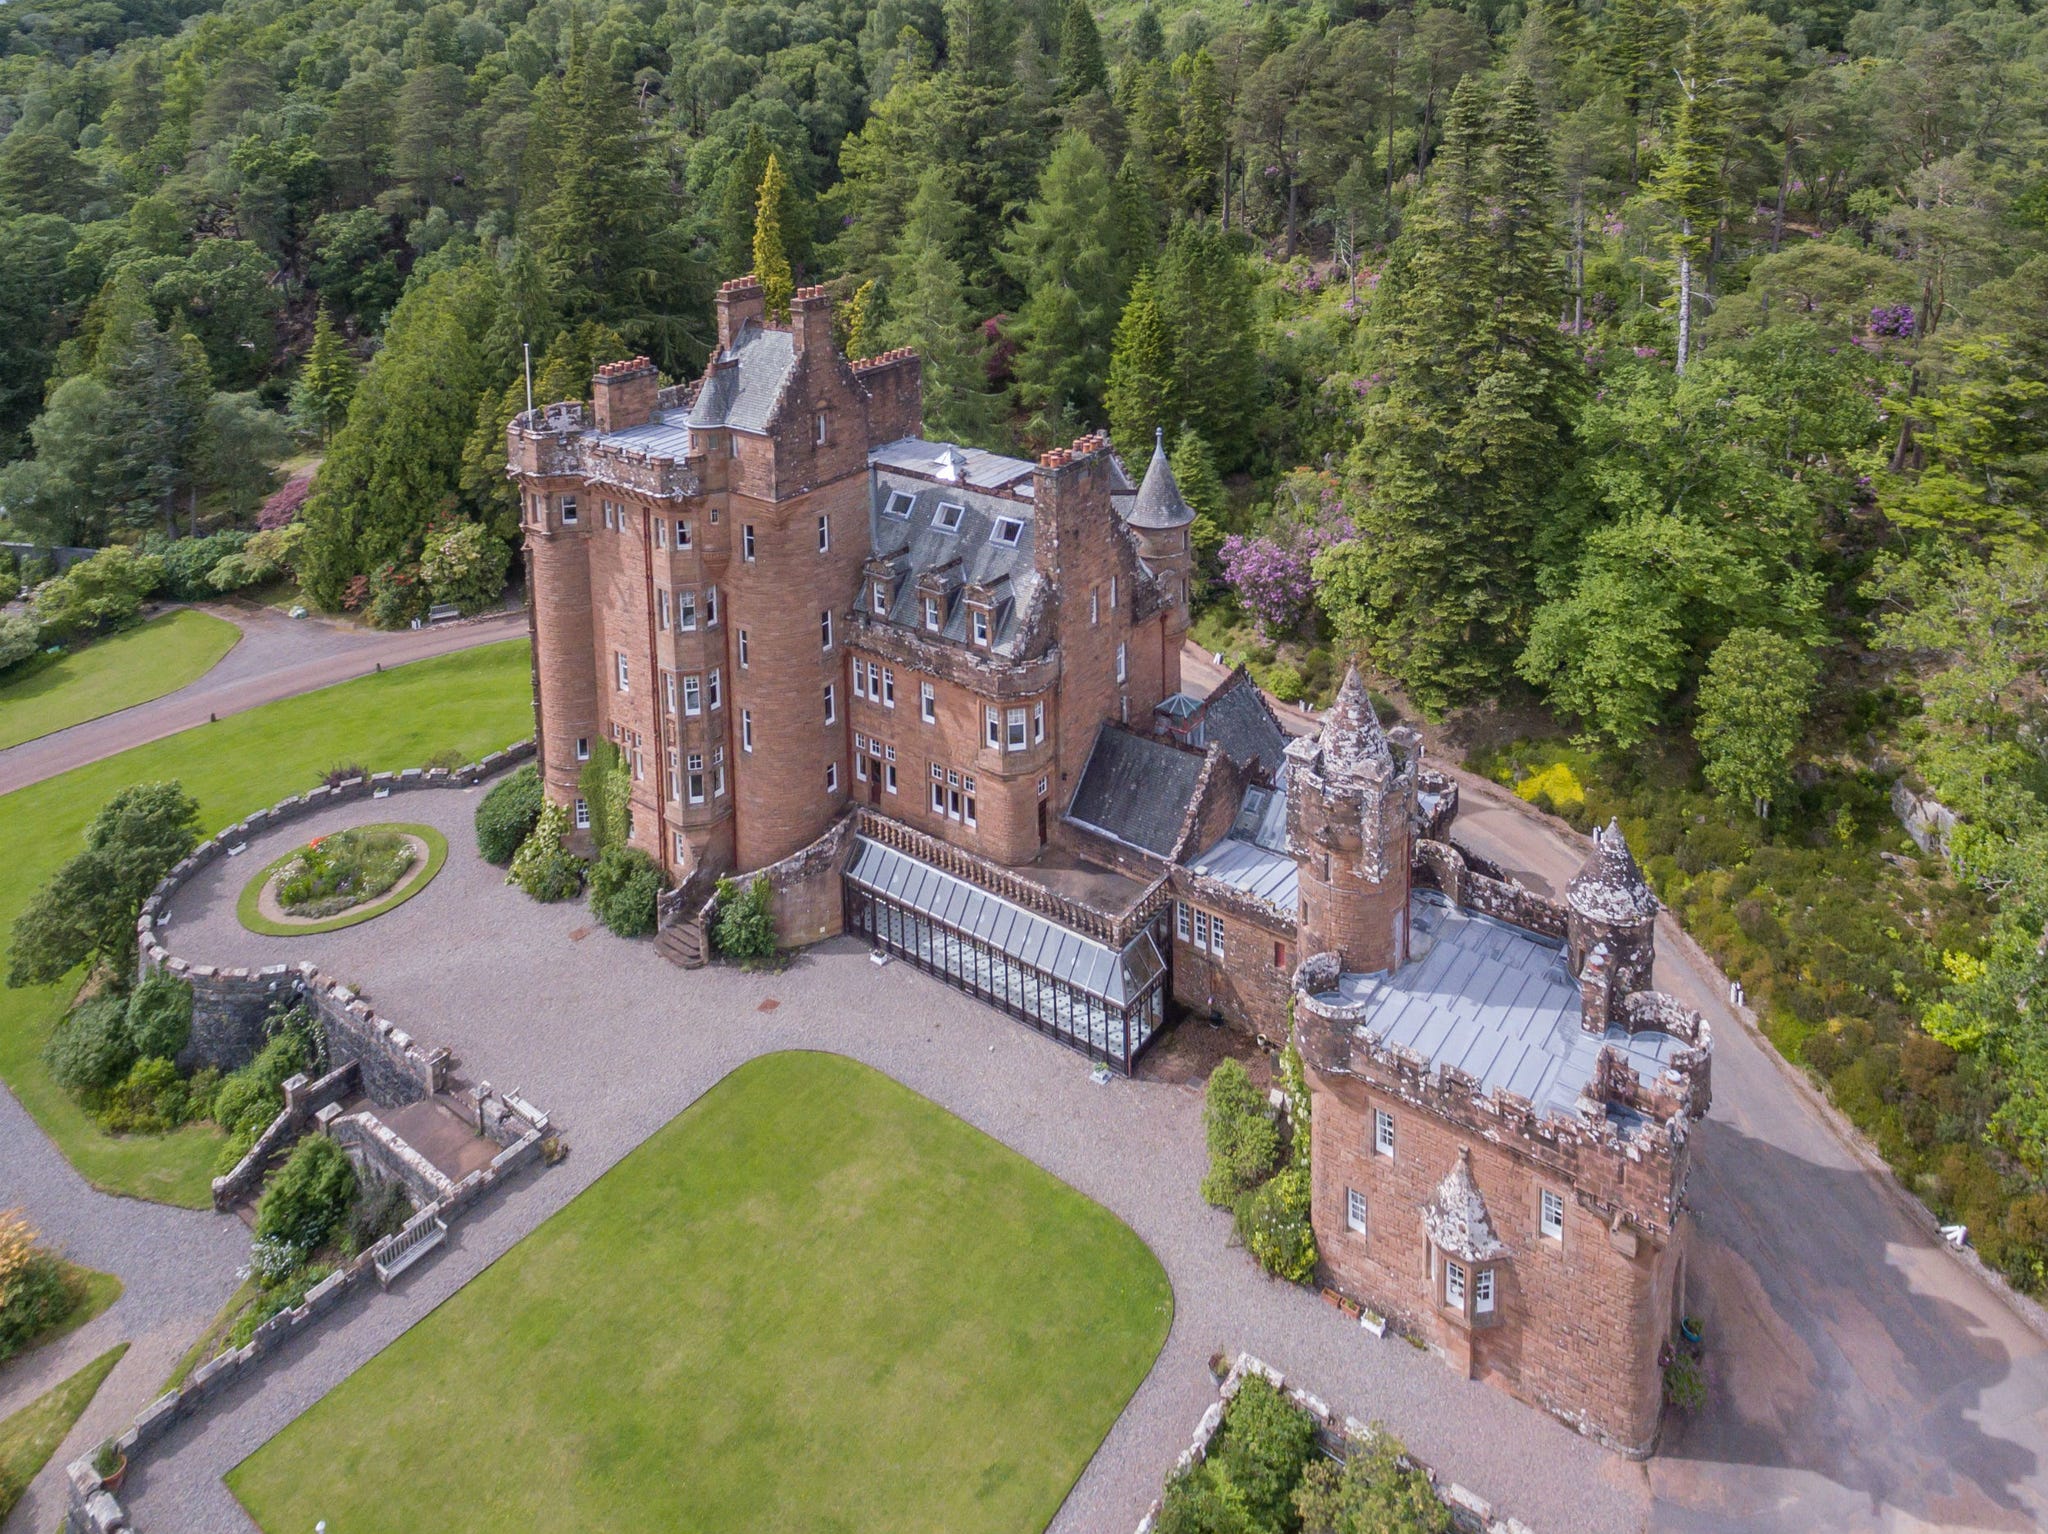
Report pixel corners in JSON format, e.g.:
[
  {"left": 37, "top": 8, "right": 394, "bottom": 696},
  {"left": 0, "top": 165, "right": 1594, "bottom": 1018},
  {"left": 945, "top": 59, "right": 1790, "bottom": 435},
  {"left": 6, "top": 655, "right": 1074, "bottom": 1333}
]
[
  {"left": 924, "top": 595, "right": 941, "bottom": 631},
  {"left": 991, "top": 516, "right": 1023, "bottom": 547},
  {"left": 884, "top": 490, "right": 914, "bottom": 520},
  {"left": 933, "top": 502, "right": 965, "bottom": 535},
  {"left": 971, "top": 609, "right": 990, "bottom": 646},
  {"left": 872, "top": 581, "right": 889, "bottom": 616}
]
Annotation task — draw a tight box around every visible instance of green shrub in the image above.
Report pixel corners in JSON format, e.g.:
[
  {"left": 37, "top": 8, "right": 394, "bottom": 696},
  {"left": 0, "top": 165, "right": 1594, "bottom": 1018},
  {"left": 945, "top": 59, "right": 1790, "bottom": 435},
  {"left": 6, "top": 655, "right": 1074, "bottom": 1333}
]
[
  {"left": 0, "top": 611, "right": 37, "bottom": 674},
  {"left": 100, "top": 1056, "right": 190, "bottom": 1133},
  {"left": 1210, "top": 1375, "right": 1317, "bottom": 1532},
  {"left": 1236, "top": 1165, "right": 1319, "bottom": 1284},
  {"left": 44, "top": 995, "right": 138, "bottom": 1098},
  {"left": 509, "top": 800, "right": 583, "bottom": 901},
  {"left": 475, "top": 766, "right": 544, "bottom": 864},
  {"left": 275, "top": 827, "right": 415, "bottom": 916},
  {"left": 711, "top": 875, "right": 777, "bottom": 964},
  {"left": 1663, "top": 1350, "right": 1706, "bottom": 1412},
  {"left": 578, "top": 741, "right": 630, "bottom": 853},
  {"left": 230, "top": 1261, "right": 336, "bottom": 1347},
  {"left": 590, "top": 846, "right": 665, "bottom": 937},
  {"left": 1155, "top": 1465, "right": 1254, "bottom": 1534},
  {"left": 1202, "top": 1060, "right": 1279, "bottom": 1208},
  {"left": 0, "top": 1213, "right": 69, "bottom": 1364},
  {"left": 255, "top": 1136, "right": 358, "bottom": 1255},
  {"left": 210, "top": 1031, "right": 312, "bottom": 1141},
  {"left": 1294, "top": 1432, "right": 1451, "bottom": 1533},
  {"left": 125, "top": 972, "right": 193, "bottom": 1060},
  {"left": 344, "top": 1179, "right": 412, "bottom": 1256},
  {"left": 420, "top": 520, "right": 511, "bottom": 613}
]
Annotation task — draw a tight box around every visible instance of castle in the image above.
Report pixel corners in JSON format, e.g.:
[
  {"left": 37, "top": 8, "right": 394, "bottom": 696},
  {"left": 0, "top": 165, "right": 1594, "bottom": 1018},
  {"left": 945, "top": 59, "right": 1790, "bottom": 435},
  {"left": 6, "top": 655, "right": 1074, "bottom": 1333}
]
[{"left": 508, "top": 278, "right": 1711, "bottom": 1454}]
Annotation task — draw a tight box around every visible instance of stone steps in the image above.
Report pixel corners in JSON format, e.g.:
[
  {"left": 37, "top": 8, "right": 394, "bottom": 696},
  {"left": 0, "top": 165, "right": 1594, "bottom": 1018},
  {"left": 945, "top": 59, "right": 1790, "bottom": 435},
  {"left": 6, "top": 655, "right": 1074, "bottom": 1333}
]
[{"left": 655, "top": 920, "right": 707, "bottom": 969}]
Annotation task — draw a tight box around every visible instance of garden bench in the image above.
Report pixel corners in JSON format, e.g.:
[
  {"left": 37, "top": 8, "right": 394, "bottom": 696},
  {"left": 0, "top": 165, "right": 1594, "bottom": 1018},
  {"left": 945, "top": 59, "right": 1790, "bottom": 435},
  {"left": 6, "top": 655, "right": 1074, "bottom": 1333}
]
[
  {"left": 373, "top": 1216, "right": 447, "bottom": 1288},
  {"left": 426, "top": 603, "right": 462, "bottom": 625}
]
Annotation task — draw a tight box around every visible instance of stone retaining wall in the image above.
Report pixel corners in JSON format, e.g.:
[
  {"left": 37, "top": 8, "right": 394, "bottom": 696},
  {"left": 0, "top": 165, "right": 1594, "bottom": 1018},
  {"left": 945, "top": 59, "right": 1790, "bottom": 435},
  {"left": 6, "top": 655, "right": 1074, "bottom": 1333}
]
[
  {"left": 323, "top": 1106, "right": 457, "bottom": 1208},
  {"left": 210, "top": 1060, "right": 359, "bottom": 1211}
]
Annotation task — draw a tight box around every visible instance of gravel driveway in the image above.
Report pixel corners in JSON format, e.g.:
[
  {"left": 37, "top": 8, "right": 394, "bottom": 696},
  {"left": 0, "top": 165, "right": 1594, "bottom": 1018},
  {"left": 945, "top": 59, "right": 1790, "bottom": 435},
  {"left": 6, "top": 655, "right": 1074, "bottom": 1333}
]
[{"left": 121, "top": 785, "right": 1650, "bottom": 1534}]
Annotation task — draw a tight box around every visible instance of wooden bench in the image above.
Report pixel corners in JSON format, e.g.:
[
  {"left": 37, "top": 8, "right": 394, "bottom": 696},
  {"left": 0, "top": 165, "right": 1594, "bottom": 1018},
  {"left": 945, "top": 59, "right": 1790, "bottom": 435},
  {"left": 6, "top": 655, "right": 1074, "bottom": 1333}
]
[
  {"left": 373, "top": 1215, "right": 447, "bottom": 1288},
  {"left": 426, "top": 602, "right": 462, "bottom": 624}
]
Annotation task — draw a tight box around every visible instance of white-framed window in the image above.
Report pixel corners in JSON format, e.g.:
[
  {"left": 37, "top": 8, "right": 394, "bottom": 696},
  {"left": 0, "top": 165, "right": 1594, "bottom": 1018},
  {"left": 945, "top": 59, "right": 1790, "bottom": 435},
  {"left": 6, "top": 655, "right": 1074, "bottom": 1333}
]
[
  {"left": 931, "top": 775, "right": 945, "bottom": 814},
  {"left": 817, "top": 512, "right": 830, "bottom": 551},
  {"left": 1346, "top": 1188, "right": 1368, "bottom": 1234},
  {"left": 1445, "top": 1259, "right": 1467, "bottom": 1310},
  {"left": 826, "top": 761, "right": 838, "bottom": 792},
  {"left": 675, "top": 830, "right": 688, "bottom": 862},
  {"left": 738, "top": 630, "right": 749, "bottom": 669},
  {"left": 824, "top": 684, "right": 837, "bottom": 725},
  {"left": 708, "top": 669, "right": 722, "bottom": 709},
  {"left": 655, "top": 518, "right": 668, "bottom": 550},
  {"left": 1374, "top": 1110, "right": 1395, "bottom": 1158},
  {"left": 1116, "top": 641, "right": 1128, "bottom": 684},
  {"left": 667, "top": 751, "right": 680, "bottom": 802},
  {"left": 1037, "top": 775, "right": 1047, "bottom": 796},
  {"left": 1475, "top": 1267, "right": 1495, "bottom": 1315},
  {"left": 741, "top": 709, "right": 754, "bottom": 751},
  {"left": 886, "top": 762, "right": 898, "bottom": 793},
  {"left": 658, "top": 589, "right": 671, "bottom": 631},
  {"left": 713, "top": 746, "right": 726, "bottom": 797},
  {"left": 873, "top": 580, "right": 889, "bottom": 615},
  {"left": 705, "top": 585, "right": 718, "bottom": 625},
  {"left": 683, "top": 675, "right": 701, "bottom": 715},
  {"left": 884, "top": 490, "right": 914, "bottom": 519},
  {"left": 1193, "top": 908, "right": 1210, "bottom": 950},
  {"left": 1176, "top": 902, "right": 1191, "bottom": 941},
  {"left": 1090, "top": 590, "right": 1099, "bottom": 625},
  {"left": 742, "top": 523, "right": 757, "bottom": 561},
  {"left": 573, "top": 796, "right": 591, "bottom": 829},
  {"left": 676, "top": 518, "right": 692, "bottom": 548},
  {"left": 560, "top": 495, "right": 578, "bottom": 526},
  {"left": 709, "top": 506, "right": 720, "bottom": 525},
  {"left": 985, "top": 707, "right": 1001, "bottom": 748},
  {"left": 853, "top": 665, "right": 867, "bottom": 700},
  {"left": 1033, "top": 701, "right": 1044, "bottom": 742},
  {"left": 1209, "top": 917, "right": 1226, "bottom": 957},
  {"left": 963, "top": 779, "right": 978, "bottom": 826},
  {"left": 603, "top": 500, "right": 616, "bottom": 530},
  {"left": 1110, "top": 575, "right": 1118, "bottom": 610},
  {"left": 991, "top": 516, "right": 1023, "bottom": 547},
  {"left": 881, "top": 667, "right": 895, "bottom": 707},
  {"left": 924, "top": 595, "right": 941, "bottom": 631},
  {"left": 920, "top": 682, "right": 936, "bottom": 723},
  {"left": 814, "top": 410, "right": 829, "bottom": 446},
  {"left": 1006, "top": 707, "right": 1027, "bottom": 750},
  {"left": 664, "top": 671, "right": 677, "bottom": 713},
  {"left": 972, "top": 609, "right": 989, "bottom": 645},
  {"left": 1540, "top": 1189, "right": 1565, "bottom": 1242},
  {"left": 934, "top": 501, "right": 964, "bottom": 534},
  {"left": 687, "top": 750, "right": 705, "bottom": 804},
  {"left": 821, "top": 609, "right": 833, "bottom": 649},
  {"left": 575, "top": 736, "right": 590, "bottom": 762},
  {"left": 631, "top": 748, "right": 644, "bottom": 780},
  {"left": 615, "top": 652, "right": 629, "bottom": 691},
  {"left": 855, "top": 752, "right": 869, "bottom": 783},
  {"left": 678, "top": 589, "right": 697, "bottom": 630}
]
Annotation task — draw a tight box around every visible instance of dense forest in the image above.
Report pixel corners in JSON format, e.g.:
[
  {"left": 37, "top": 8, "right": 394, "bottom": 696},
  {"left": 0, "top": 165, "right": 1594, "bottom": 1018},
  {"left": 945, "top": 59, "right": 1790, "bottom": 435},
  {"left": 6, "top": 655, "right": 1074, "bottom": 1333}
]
[{"left": 2, "top": 0, "right": 2047, "bottom": 1286}]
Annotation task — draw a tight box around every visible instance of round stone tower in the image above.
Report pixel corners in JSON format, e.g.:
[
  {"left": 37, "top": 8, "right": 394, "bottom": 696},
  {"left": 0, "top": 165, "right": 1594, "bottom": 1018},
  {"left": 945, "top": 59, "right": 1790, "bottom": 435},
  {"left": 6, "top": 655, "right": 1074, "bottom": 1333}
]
[
  {"left": 515, "top": 465, "right": 597, "bottom": 818},
  {"left": 1286, "top": 667, "right": 1417, "bottom": 975},
  {"left": 1566, "top": 818, "right": 1659, "bottom": 995},
  {"left": 1121, "top": 428, "right": 1196, "bottom": 646}
]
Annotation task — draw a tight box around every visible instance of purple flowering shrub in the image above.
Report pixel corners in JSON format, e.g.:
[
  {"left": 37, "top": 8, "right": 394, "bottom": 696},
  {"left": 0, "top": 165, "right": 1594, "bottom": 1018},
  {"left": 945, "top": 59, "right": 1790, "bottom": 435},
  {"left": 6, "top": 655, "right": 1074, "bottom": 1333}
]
[
  {"left": 1219, "top": 471, "right": 1355, "bottom": 637},
  {"left": 1867, "top": 303, "right": 1916, "bottom": 339}
]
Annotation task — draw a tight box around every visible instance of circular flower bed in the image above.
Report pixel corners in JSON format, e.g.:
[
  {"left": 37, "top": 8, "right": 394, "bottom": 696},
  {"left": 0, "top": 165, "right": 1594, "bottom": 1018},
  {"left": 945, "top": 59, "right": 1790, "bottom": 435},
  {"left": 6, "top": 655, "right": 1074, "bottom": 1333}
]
[{"left": 237, "top": 823, "right": 449, "bottom": 936}]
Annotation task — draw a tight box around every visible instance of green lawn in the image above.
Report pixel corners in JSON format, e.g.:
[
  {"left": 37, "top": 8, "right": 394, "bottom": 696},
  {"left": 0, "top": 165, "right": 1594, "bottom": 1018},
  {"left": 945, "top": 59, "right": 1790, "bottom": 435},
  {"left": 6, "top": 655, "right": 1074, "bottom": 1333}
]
[
  {"left": 0, "top": 610, "right": 241, "bottom": 752},
  {"left": 230, "top": 1052, "right": 1174, "bottom": 1534},
  {"left": 0, "top": 1343, "right": 128, "bottom": 1521},
  {"left": 0, "top": 640, "right": 534, "bottom": 1207}
]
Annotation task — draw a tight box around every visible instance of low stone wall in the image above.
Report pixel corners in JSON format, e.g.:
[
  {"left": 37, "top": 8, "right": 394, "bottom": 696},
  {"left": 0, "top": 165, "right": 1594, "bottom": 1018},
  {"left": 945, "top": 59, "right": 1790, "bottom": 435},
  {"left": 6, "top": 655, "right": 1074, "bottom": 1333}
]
[
  {"left": 211, "top": 1060, "right": 359, "bottom": 1211},
  {"left": 1132, "top": 1352, "right": 1537, "bottom": 1534},
  {"left": 67, "top": 1081, "right": 554, "bottom": 1534},
  {"left": 324, "top": 1105, "right": 457, "bottom": 1208},
  {"left": 1412, "top": 838, "right": 1569, "bottom": 939}
]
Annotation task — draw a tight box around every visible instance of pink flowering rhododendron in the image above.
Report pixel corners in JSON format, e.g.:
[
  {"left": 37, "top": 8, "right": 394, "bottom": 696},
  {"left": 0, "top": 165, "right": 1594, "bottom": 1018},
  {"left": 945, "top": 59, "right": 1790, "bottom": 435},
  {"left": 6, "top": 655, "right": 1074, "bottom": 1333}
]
[{"left": 1219, "top": 472, "right": 1355, "bottom": 637}]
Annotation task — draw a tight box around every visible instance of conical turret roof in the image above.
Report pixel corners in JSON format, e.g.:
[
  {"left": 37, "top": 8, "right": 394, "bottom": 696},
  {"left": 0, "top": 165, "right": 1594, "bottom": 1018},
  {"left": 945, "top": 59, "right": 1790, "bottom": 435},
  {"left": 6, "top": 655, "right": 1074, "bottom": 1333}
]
[
  {"left": 1567, "top": 818, "right": 1658, "bottom": 924},
  {"left": 1316, "top": 665, "right": 1393, "bottom": 777},
  {"left": 1422, "top": 1148, "right": 1508, "bottom": 1262},
  {"left": 1126, "top": 428, "right": 1196, "bottom": 530}
]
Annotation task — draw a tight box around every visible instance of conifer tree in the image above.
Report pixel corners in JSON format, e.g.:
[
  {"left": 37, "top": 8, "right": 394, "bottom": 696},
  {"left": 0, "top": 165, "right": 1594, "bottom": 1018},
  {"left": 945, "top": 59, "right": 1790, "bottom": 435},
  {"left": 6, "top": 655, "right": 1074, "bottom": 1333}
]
[
  {"left": 753, "top": 152, "right": 795, "bottom": 322},
  {"left": 1057, "top": 0, "right": 1108, "bottom": 100},
  {"left": 874, "top": 169, "right": 995, "bottom": 443},
  {"left": 294, "top": 304, "right": 359, "bottom": 443},
  {"left": 90, "top": 272, "right": 211, "bottom": 534},
  {"left": 716, "top": 126, "right": 772, "bottom": 277},
  {"left": 842, "top": 277, "right": 878, "bottom": 360},
  {"left": 1130, "top": 6, "right": 1164, "bottom": 62},
  {"left": 1655, "top": 10, "right": 1730, "bottom": 375},
  {"left": 1106, "top": 265, "right": 1177, "bottom": 460},
  {"left": 1158, "top": 219, "right": 1258, "bottom": 467},
  {"left": 1170, "top": 424, "right": 1228, "bottom": 582},
  {"left": 1006, "top": 132, "right": 1121, "bottom": 423}
]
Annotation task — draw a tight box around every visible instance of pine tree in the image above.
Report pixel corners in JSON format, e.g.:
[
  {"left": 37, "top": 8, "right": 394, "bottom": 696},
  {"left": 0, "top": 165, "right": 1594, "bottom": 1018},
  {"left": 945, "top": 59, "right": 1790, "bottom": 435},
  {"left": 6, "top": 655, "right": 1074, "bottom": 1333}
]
[
  {"left": 1005, "top": 132, "right": 1122, "bottom": 422},
  {"left": 1130, "top": 6, "right": 1164, "bottom": 62},
  {"left": 716, "top": 126, "right": 771, "bottom": 277},
  {"left": 1159, "top": 219, "right": 1258, "bottom": 468},
  {"left": 753, "top": 152, "right": 796, "bottom": 323},
  {"left": 1318, "top": 75, "right": 1581, "bottom": 716},
  {"left": 1170, "top": 425, "right": 1228, "bottom": 582},
  {"left": 842, "top": 277, "right": 878, "bottom": 360},
  {"left": 1057, "top": 0, "right": 1108, "bottom": 100},
  {"left": 294, "top": 304, "right": 360, "bottom": 443},
  {"left": 1655, "top": 10, "right": 1730, "bottom": 375},
  {"left": 874, "top": 169, "right": 995, "bottom": 443},
  {"left": 1106, "top": 265, "right": 1177, "bottom": 460},
  {"left": 89, "top": 271, "right": 211, "bottom": 534}
]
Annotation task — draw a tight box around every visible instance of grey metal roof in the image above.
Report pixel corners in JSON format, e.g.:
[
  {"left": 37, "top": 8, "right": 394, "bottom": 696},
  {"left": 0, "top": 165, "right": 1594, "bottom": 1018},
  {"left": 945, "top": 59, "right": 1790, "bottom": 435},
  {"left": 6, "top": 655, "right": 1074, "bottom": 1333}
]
[
  {"left": 1125, "top": 429, "right": 1196, "bottom": 529},
  {"left": 868, "top": 437, "right": 1038, "bottom": 493},
  {"left": 845, "top": 836, "right": 1162, "bottom": 1004},
  {"left": 868, "top": 469, "right": 1042, "bottom": 656},
  {"left": 1230, "top": 776, "right": 1291, "bottom": 853},
  {"left": 593, "top": 411, "right": 695, "bottom": 458},
  {"left": 1189, "top": 833, "right": 1299, "bottom": 913},
  {"left": 1312, "top": 893, "right": 1689, "bottom": 1118},
  {"left": 1067, "top": 726, "right": 1205, "bottom": 857},
  {"left": 687, "top": 322, "right": 796, "bottom": 434},
  {"left": 1156, "top": 692, "right": 1203, "bottom": 720}
]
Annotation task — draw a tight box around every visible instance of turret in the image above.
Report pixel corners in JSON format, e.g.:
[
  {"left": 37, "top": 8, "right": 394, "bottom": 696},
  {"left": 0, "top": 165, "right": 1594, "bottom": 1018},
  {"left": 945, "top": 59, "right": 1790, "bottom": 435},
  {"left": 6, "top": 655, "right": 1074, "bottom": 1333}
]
[
  {"left": 1286, "top": 667, "right": 1417, "bottom": 974},
  {"left": 1566, "top": 819, "right": 1659, "bottom": 1013},
  {"left": 1123, "top": 429, "right": 1197, "bottom": 624}
]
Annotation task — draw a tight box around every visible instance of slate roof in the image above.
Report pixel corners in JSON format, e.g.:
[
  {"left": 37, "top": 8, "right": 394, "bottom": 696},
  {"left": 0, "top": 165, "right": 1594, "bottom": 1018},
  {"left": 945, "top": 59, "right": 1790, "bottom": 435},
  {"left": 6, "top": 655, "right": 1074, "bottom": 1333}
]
[
  {"left": 1422, "top": 1148, "right": 1509, "bottom": 1262},
  {"left": 1125, "top": 428, "right": 1196, "bottom": 530},
  {"left": 1067, "top": 726, "right": 1206, "bottom": 857},
  {"left": 868, "top": 468, "right": 1043, "bottom": 656},
  {"left": 868, "top": 437, "right": 1038, "bottom": 494},
  {"left": 1178, "top": 668, "right": 1290, "bottom": 779},
  {"left": 687, "top": 322, "right": 797, "bottom": 434},
  {"left": 1567, "top": 819, "right": 1659, "bottom": 924},
  {"left": 1310, "top": 891, "right": 1689, "bottom": 1119},
  {"left": 1316, "top": 666, "right": 1393, "bottom": 778}
]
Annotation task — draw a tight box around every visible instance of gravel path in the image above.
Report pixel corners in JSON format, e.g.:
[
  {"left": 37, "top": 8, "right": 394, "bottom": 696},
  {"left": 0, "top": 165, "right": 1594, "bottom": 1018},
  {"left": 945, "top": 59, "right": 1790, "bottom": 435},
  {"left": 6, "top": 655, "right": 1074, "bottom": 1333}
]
[
  {"left": 123, "top": 786, "right": 1651, "bottom": 1534},
  {"left": 0, "top": 1084, "right": 247, "bottom": 1534},
  {"left": 0, "top": 604, "right": 527, "bottom": 798}
]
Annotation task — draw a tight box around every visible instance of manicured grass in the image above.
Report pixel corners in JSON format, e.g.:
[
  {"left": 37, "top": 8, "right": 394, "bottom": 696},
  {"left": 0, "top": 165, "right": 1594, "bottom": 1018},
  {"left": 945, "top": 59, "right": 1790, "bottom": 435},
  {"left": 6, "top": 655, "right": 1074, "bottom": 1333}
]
[
  {"left": 0, "top": 610, "right": 241, "bottom": 752},
  {"left": 0, "top": 640, "right": 534, "bottom": 1207},
  {"left": 0, "top": 1343, "right": 128, "bottom": 1520},
  {"left": 235, "top": 824, "right": 450, "bottom": 936},
  {"left": 230, "top": 1052, "right": 1174, "bottom": 1533}
]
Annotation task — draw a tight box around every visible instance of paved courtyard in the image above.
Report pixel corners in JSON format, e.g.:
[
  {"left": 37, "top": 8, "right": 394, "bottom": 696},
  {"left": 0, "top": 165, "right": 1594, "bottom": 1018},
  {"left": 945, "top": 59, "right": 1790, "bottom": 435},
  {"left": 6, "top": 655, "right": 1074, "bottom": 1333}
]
[{"left": 127, "top": 785, "right": 1652, "bottom": 1534}]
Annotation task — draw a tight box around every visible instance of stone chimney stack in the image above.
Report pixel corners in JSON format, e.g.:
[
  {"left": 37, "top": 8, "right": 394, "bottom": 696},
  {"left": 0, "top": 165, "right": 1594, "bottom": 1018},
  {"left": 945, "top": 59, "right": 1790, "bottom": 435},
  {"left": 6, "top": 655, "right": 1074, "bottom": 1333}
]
[
  {"left": 590, "top": 356, "right": 658, "bottom": 434},
  {"left": 789, "top": 285, "right": 835, "bottom": 357},
  {"left": 715, "top": 275, "right": 767, "bottom": 353}
]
